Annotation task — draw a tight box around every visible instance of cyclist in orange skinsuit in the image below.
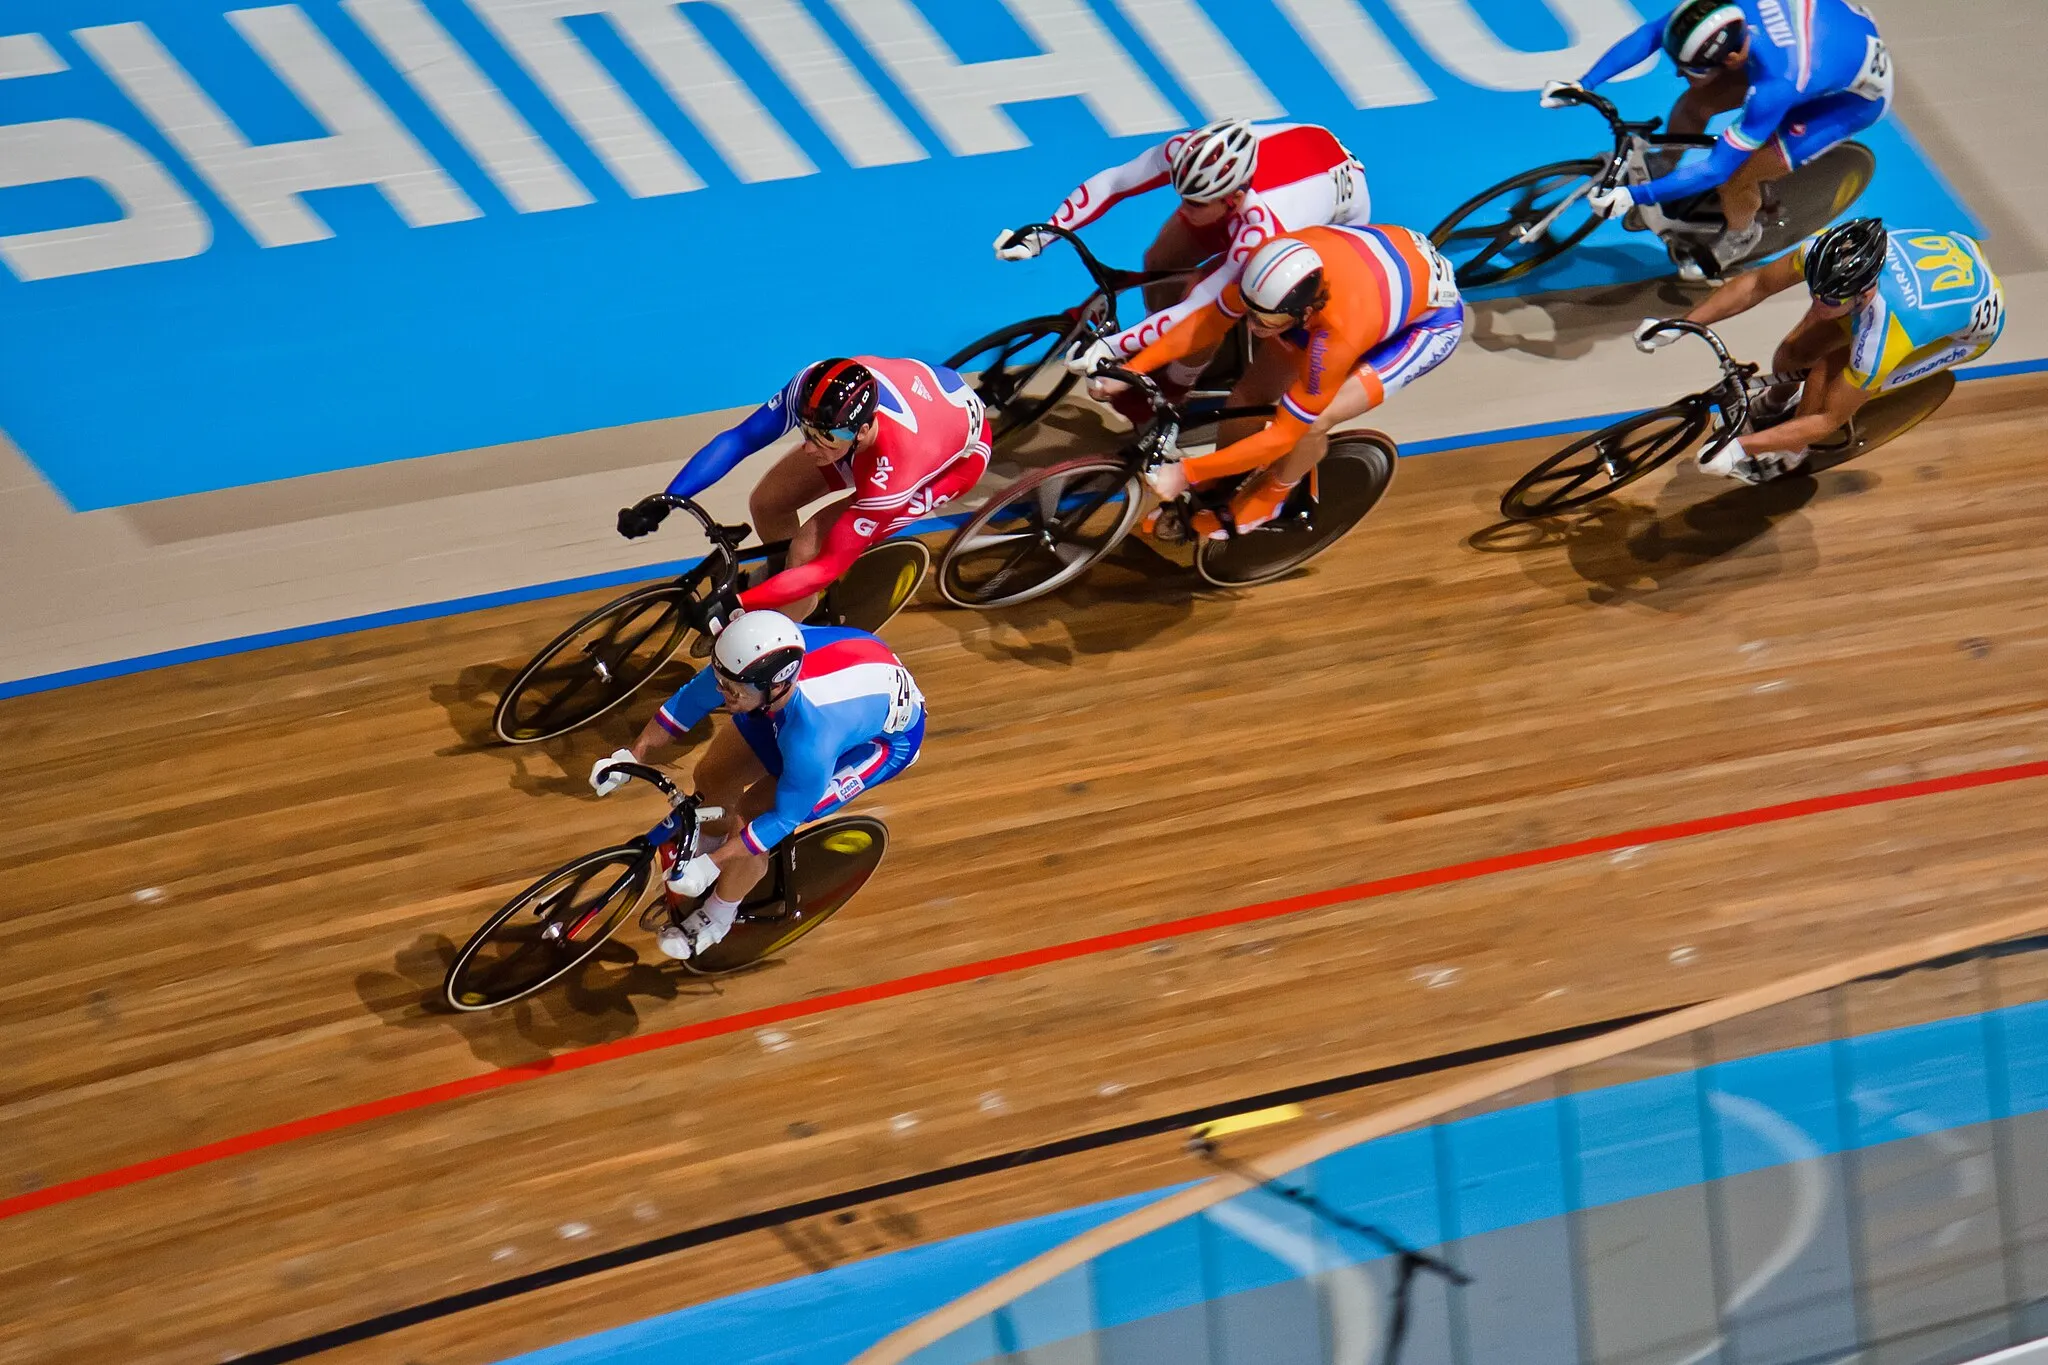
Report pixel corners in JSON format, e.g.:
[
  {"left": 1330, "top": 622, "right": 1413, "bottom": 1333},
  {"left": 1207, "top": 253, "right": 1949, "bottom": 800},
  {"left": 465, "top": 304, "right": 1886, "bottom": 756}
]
[{"left": 1098, "top": 222, "right": 1465, "bottom": 537}]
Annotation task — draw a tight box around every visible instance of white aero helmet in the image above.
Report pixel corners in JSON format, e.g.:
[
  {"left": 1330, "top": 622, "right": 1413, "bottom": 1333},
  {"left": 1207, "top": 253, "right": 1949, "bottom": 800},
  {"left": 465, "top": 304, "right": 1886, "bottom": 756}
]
[
  {"left": 1169, "top": 120, "right": 1258, "bottom": 203},
  {"left": 712, "top": 610, "right": 805, "bottom": 691},
  {"left": 1240, "top": 237, "right": 1326, "bottom": 320}
]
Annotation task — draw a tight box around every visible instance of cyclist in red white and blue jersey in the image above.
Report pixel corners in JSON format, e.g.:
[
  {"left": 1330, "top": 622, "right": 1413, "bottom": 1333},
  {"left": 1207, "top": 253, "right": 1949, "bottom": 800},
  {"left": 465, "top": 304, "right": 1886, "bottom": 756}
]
[
  {"left": 1548, "top": 0, "right": 1892, "bottom": 272},
  {"left": 591, "top": 612, "right": 923, "bottom": 959},
  {"left": 617, "top": 356, "right": 989, "bottom": 623}
]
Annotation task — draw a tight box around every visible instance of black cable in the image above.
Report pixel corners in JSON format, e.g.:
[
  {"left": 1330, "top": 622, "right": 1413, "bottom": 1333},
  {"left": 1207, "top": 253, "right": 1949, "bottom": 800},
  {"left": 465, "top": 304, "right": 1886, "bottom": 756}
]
[{"left": 236, "top": 1004, "right": 1682, "bottom": 1363}]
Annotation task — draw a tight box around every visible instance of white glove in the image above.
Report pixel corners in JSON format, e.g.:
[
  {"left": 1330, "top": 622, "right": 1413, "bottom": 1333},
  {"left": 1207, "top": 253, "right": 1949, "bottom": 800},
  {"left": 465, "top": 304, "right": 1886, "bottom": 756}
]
[
  {"left": 1587, "top": 182, "right": 1634, "bottom": 220},
  {"left": 1063, "top": 334, "right": 1118, "bottom": 378},
  {"left": 994, "top": 227, "right": 1050, "bottom": 262},
  {"left": 589, "top": 748, "right": 637, "bottom": 797},
  {"left": 666, "top": 851, "right": 721, "bottom": 899},
  {"left": 1145, "top": 460, "right": 1189, "bottom": 499},
  {"left": 1634, "top": 317, "right": 1681, "bottom": 352},
  {"left": 1539, "top": 79, "right": 1583, "bottom": 109}
]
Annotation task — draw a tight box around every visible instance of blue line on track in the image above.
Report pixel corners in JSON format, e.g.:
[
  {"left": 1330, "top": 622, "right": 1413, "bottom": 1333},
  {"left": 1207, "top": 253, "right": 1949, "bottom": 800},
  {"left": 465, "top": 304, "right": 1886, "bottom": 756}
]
[{"left": 7, "top": 354, "right": 2047, "bottom": 704}]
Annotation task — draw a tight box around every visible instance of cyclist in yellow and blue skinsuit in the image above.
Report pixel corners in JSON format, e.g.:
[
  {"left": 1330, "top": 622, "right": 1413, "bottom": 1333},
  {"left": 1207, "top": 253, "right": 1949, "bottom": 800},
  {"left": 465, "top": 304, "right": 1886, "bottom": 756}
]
[{"left": 1635, "top": 217, "right": 2004, "bottom": 483}]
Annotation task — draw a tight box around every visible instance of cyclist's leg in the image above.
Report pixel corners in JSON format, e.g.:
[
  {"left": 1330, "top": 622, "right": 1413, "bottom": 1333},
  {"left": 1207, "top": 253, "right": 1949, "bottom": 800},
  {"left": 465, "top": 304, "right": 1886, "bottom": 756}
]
[
  {"left": 799, "top": 717, "right": 927, "bottom": 828},
  {"left": 1215, "top": 334, "right": 1301, "bottom": 446},
  {"left": 776, "top": 494, "right": 855, "bottom": 625},
  {"left": 1670, "top": 66, "right": 1748, "bottom": 136},
  {"left": 1266, "top": 304, "right": 1465, "bottom": 490},
  {"left": 1142, "top": 205, "right": 1230, "bottom": 314},
  {"left": 1726, "top": 89, "right": 1888, "bottom": 232},
  {"left": 749, "top": 446, "right": 843, "bottom": 546}
]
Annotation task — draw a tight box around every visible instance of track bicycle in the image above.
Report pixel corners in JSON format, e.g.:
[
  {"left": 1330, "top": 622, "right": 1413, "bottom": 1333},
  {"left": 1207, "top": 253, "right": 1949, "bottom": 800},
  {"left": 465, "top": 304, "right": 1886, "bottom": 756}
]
[
  {"left": 944, "top": 221, "right": 1249, "bottom": 445},
  {"left": 490, "top": 495, "right": 929, "bottom": 744},
  {"left": 1500, "top": 320, "right": 1958, "bottom": 519},
  {"left": 1431, "top": 86, "right": 1873, "bottom": 289},
  {"left": 936, "top": 368, "right": 1395, "bottom": 607},
  {"left": 442, "top": 761, "right": 888, "bottom": 1009}
]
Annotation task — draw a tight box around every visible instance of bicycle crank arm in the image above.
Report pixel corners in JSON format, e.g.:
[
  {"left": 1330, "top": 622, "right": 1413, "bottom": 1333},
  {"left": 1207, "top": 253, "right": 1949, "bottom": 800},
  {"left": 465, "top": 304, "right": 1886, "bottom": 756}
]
[{"left": 1517, "top": 177, "right": 1595, "bottom": 246}]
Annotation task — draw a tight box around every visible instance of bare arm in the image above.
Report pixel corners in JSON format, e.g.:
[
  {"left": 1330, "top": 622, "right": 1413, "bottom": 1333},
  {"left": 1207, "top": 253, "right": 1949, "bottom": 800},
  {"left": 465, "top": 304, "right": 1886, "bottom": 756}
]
[
  {"left": 1686, "top": 251, "right": 1804, "bottom": 327},
  {"left": 1739, "top": 361, "right": 1868, "bottom": 458}
]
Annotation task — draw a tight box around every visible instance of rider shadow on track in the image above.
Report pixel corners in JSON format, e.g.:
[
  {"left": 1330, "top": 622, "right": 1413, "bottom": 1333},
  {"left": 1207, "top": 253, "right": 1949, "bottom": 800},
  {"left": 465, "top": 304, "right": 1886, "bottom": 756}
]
[
  {"left": 1465, "top": 268, "right": 1702, "bottom": 362},
  {"left": 1469, "top": 461, "right": 1881, "bottom": 612},
  {"left": 428, "top": 661, "right": 682, "bottom": 799},
  {"left": 932, "top": 539, "right": 1223, "bottom": 668},
  {"left": 355, "top": 930, "right": 724, "bottom": 1064}
]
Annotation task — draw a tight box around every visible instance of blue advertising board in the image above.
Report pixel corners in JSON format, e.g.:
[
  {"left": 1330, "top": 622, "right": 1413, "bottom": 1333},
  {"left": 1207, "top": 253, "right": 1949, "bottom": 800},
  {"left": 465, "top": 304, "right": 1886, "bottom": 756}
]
[{"left": 0, "top": 0, "right": 1971, "bottom": 508}]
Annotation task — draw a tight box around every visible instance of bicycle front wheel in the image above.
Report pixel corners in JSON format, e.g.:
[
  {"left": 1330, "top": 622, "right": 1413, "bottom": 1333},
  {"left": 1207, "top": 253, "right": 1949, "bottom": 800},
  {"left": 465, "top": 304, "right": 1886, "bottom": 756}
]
[
  {"left": 1432, "top": 159, "right": 1605, "bottom": 289},
  {"left": 492, "top": 585, "right": 694, "bottom": 744},
  {"left": 945, "top": 315, "right": 1083, "bottom": 445},
  {"left": 1502, "top": 402, "right": 1708, "bottom": 519},
  {"left": 937, "top": 456, "right": 1143, "bottom": 609},
  {"left": 1194, "top": 433, "right": 1396, "bottom": 588},
  {"left": 444, "top": 844, "right": 653, "bottom": 1011}
]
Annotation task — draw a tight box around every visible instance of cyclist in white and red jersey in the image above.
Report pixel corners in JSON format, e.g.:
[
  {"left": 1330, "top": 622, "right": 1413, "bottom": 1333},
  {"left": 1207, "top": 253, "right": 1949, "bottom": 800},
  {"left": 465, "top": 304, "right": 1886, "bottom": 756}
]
[
  {"left": 617, "top": 357, "right": 989, "bottom": 623},
  {"left": 994, "top": 120, "right": 1370, "bottom": 405}
]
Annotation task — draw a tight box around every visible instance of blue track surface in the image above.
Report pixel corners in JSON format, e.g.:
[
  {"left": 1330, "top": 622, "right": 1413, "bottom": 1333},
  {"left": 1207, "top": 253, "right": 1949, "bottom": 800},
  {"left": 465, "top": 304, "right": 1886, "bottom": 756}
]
[
  {"left": 0, "top": 0, "right": 1976, "bottom": 509},
  {"left": 501, "top": 996, "right": 2048, "bottom": 1363}
]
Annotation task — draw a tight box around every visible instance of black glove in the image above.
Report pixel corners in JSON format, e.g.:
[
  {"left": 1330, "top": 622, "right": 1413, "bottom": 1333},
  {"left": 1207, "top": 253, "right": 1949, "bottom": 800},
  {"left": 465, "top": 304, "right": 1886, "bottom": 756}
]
[
  {"left": 691, "top": 583, "right": 743, "bottom": 637},
  {"left": 616, "top": 497, "right": 672, "bottom": 540}
]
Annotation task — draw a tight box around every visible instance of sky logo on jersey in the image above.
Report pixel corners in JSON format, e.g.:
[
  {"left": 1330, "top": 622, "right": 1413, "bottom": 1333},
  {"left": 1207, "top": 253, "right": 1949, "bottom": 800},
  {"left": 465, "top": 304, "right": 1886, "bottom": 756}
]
[{"left": 0, "top": 0, "right": 1978, "bottom": 509}]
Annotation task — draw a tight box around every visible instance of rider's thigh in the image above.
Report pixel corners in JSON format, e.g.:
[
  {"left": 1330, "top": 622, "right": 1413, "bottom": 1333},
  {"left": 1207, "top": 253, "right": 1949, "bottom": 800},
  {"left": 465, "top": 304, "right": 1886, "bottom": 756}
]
[
  {"left": 1144, "top": 209, "right": 1231, "bottom": 312},
  {"left": 695, "top": 717, "right": 773, "bottom": 814},
  {"left": 1725, "top": 141, "right": 1791, "bottom": 193},
  {"left": 1776, "top": 89, "right": 1887, "bottom": 169},
  {"left": 1219, "top": 340, "right": 1300, "bottom": 445},
  {"left": 789, "top": 494, "right": 855, "bottom": 567},
  {"left": 1672, "top": 67, "right": 1747, "bottom": 131},
  {"left": 751, "top": 448, "right": 841, "bottom": 539}
]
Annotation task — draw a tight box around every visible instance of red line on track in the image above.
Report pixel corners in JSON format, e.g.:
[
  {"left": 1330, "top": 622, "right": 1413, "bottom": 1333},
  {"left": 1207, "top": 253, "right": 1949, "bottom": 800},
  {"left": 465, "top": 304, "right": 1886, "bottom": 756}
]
[{"left": 8, "top": 756, "right": 2048, "bottom": 1225}]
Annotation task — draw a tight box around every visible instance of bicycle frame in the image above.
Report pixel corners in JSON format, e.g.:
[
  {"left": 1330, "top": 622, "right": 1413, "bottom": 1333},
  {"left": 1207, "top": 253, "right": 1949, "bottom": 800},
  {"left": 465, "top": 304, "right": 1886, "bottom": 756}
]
[
  {"left": 1003, "top": 220, "right": 1220, "bottom": 337},
  {"left": 1646, "top": 319, "right": 1758, "bottom": 451},
  {"left": 1529, "top": 88, "right": 1721, "bottom": 246}
]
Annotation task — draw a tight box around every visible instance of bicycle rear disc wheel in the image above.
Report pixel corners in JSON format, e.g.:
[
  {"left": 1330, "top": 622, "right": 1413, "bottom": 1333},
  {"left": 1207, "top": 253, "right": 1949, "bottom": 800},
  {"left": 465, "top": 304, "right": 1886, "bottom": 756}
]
[
  {"left": 1431, "top": 159, "right": 1604, "bottom": 289},
  {"left": 937, "top": 456, "right": 1142, "bottom": 609},
  {"left": 1744, "top": 142, "right": 1875, "bottom": 266},
  {"left": 1502, "top": 403, "right": 1708, "bottom": 519},
  {"left": 680, "top": 817, "right": 888, "bottom": 976},
  {"left": 1806, "top": 368, "right": 1955, "bottom": 472},
  {"left": 1194, "top": 434, "right": 1395, "bottom": 588},
  {"left": 945, "top": 315, "right": 1082, "bottom": 445},
  {"left": 493, "top": 585, "right": 694, "bottom": 744},
  {"left": 444, "top": 845, "right": 652, "bottom": 1010},
  {"left": 822, "top": 539, "right": 931, "bottom": 634}
]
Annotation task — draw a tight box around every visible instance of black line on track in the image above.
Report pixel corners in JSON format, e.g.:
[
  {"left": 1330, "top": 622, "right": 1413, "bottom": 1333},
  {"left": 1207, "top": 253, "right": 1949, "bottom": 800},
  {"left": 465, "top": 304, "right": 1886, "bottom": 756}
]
[{"left": 238, "top": 1003, "right": 1686, "bottom": 1363}]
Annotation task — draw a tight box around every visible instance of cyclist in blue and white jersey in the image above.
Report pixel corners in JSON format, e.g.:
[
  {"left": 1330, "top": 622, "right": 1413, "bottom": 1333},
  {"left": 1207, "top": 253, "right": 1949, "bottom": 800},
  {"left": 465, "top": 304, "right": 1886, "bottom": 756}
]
[
  {"left": 588, "top": 612, "right": 924, "bottom": 959},
  {"left": 1636, "top": 217, "right": 2004, "bottom": 483},
  {"left": 1543, "top": 0, "right": 1893, "bottom": 274}
]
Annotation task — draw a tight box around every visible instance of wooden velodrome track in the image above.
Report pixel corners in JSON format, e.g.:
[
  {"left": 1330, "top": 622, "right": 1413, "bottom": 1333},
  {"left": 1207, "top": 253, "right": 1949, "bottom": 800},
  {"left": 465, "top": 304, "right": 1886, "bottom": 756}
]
[{"left": 7, "top": 371, "right": 2048, "bottom": 1364}]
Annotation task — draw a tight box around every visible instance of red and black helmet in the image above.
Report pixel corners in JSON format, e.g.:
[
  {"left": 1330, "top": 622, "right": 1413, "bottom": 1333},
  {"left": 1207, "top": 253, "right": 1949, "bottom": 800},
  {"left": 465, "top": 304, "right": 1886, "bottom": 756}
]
[{"left": 796, "top": 359, "right": 879, "bottom": 439}]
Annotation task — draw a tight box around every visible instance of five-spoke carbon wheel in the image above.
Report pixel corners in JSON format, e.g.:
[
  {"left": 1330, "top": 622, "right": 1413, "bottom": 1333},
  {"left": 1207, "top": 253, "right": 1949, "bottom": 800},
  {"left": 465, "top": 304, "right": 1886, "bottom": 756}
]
[
  {"left": 1502, "top": 402, "right": 1710, "bottom": 520},
  {"left": 937, "top": 456, "right": 1142, "bottom": 608},
  {"left": 1432, "top": 159, "right": 1605, "bottom": 289},
  {"left": 492, "top": 585, "right": 694, "bottom": 744},
  {"left": 945, "top": 315, "right": 1085, "bottom": 445},
  {"left": 444, "top": 845, "right": 652, "bottom": 1011}
]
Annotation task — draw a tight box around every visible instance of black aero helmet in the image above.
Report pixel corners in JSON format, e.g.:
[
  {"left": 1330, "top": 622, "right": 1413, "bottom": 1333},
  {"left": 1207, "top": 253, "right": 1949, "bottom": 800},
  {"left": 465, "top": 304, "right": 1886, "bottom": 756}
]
[
  {"left": 1804, "top": 217, "right": 1889, "bottom": 303},
  {"left": 796, "top": 358, "right": 879, "bottom": 438},
  {"left": 1663, "top": 0, "right": 1746, "bottom": 74}
]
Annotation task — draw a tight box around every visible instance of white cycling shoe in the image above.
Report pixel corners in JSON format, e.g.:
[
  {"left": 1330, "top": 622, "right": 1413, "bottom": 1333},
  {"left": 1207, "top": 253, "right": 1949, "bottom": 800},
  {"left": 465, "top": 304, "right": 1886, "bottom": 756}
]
[
  {"left": 1698, "top": 438, "right": 1807, "bottom": 485},
  {"left": 656, "top": 901, "right": 737, "bottom": 960}
]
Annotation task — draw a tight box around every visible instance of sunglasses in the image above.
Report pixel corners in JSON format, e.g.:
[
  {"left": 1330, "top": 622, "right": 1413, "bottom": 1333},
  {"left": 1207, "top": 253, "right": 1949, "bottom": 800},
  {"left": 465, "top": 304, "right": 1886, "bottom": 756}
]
[
  {"left": 801, "top": 421, "right": 864, "bottom": 449},
  {"left": 1247, "top": 308, "right": 1301, "bottom": 331}
]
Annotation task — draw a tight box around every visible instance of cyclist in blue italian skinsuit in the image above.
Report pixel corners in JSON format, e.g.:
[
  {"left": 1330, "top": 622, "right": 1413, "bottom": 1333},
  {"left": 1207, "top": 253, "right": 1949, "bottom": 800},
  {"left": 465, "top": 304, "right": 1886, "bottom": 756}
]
[{"left": 1543, "top": 0, "right": 1893, "bottom": 273}]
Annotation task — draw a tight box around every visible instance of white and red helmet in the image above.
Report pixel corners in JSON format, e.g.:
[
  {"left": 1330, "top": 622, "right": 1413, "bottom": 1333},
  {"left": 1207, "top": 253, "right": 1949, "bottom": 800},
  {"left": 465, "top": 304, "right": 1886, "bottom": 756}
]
[
  {"left": 712, "top": 610, "right": 804, "bottom": 692},
  {"left": 1239, "top": 237, "right": 1325, "bottom": 320},
  {"left": 1169, "top": 120, "right": 1258, "bottom": 203}
]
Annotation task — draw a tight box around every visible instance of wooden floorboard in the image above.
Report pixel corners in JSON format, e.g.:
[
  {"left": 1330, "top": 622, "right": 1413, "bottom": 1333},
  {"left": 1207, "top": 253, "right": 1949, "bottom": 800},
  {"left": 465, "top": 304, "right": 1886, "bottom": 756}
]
[{"left": 3, "top": 374, "right": 2047, "bottom": 1364}]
